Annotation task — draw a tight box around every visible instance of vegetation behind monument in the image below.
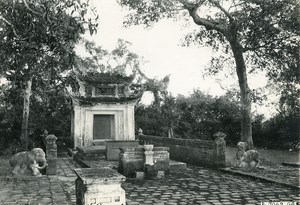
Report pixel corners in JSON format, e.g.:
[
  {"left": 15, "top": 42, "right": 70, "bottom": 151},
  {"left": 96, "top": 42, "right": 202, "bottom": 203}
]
[
  {"left": 135, "top": 89, "right": 299, "bottom": 150},
  {"left": 0, "top": 0, "right": 299, "bottom": 153},
  {"left": 0, "top": 0, "right": 98, "bottom": 151},
  {"left": 118, "top": 0, "right": 300, "bottom": 148}
]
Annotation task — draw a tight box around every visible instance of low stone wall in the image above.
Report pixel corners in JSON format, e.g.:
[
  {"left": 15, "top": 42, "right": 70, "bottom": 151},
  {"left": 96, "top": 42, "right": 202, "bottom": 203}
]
[{"left": 138, "top": 135, "right": 226, "bottom": 168}]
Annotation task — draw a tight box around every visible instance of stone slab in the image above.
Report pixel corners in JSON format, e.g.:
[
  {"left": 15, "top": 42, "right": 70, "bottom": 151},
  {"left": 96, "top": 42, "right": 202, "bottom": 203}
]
[{"left": 74, "top": 167, "right": 125, "bottom": 184}]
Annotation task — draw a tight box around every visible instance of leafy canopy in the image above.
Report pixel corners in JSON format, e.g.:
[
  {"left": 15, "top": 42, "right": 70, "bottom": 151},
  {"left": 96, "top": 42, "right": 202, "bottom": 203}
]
[{"left": 119, "top": 0, "right": 300, "bottom": 103}]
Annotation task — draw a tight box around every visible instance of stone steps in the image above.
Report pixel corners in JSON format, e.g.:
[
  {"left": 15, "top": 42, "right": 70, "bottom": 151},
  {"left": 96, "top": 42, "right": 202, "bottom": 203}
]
[
  {"left": 170, "top": 160, "right": 187, "bottom": 170},
  {"left": 282, "top": 162, "right": 300, "bottom": 168},
  {"left": 76, "top": 146, "right": 106, "bottom": 160}
]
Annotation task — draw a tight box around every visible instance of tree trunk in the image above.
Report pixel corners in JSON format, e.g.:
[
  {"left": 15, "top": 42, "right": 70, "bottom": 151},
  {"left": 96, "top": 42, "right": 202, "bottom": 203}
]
[
  {"left": 20, "top": 77, "right": 32, "bottom": 150},
  {"left": 229, "top": 41, "right": 253, "bottom": 149}
]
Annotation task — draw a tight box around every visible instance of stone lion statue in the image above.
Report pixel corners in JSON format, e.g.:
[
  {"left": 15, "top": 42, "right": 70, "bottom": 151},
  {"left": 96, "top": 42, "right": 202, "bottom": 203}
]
[
  {"left": 10, "top": 148, "right": 47, "bottom": 176},
  {"left": 235, "top": 142, "right": 260, "bottom": 169}
]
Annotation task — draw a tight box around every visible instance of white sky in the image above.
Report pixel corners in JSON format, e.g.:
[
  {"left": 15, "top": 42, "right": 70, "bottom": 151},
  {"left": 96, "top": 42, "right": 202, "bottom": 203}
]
[{"left": 78, "top": 0, "right": 278, "bottom": 118}]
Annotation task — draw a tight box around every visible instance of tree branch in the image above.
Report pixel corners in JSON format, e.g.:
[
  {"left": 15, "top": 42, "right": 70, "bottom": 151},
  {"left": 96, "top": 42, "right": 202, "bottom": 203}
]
[
  {"left": 23, "top": 0, "right": 39, "bottom": 15},
  {"left": 0, "top": 15, "right": 19, "bottom": 37},
  {"left": 209, "top": 0, "right": 235, "bottom": 22},
  {"left": 180, "top": 1, "right": 226, "bottom": 33}
]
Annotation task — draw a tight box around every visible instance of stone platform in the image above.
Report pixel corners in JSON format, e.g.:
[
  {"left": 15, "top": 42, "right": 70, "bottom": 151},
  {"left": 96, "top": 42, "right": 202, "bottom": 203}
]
[{"left": 0, "top": 156, "right": 299, "bottom": 205}]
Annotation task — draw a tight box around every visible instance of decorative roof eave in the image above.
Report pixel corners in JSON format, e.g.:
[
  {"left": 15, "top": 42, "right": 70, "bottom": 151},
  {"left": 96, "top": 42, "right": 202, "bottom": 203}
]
[
  {"left": 71, "top": 92, "right": 144, "bottom": 107},
  {"left": 78, "top": 73, "right": 135, "bottom": 85}
]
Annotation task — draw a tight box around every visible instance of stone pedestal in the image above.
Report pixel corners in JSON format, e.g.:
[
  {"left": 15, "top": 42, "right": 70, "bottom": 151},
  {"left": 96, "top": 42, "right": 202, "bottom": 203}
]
[
  {"left": 119, "top": 147, "right": 144, "bottom": 177},
  {"left": 106, "top": 140, "right": 139, "bottom": 161},
  {"left": 74, "top": 168, "right": 126, "bottom": 205},
  {"left": 45, "top": 134, "right": 57, "bottom": 175}
]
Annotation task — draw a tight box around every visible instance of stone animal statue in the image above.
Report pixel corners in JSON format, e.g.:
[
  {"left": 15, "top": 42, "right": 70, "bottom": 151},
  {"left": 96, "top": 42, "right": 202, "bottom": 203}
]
[
  {"left": 10, "top": 148, "right": 47, "bottom": 176},
  {"left": 235, "top": 142, "right": 260, "bottom": 169}
]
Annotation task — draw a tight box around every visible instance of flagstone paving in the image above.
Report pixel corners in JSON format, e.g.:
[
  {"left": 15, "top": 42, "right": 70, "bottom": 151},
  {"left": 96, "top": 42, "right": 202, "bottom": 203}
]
[{"left": 0, "top": 157, "right": 299, "bottom": 205}]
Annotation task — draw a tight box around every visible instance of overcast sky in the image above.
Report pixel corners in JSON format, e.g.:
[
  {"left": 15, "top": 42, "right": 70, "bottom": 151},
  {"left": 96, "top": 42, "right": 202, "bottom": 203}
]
[{"left": 79, "top": 0, "right": 278, "bottom": 118}]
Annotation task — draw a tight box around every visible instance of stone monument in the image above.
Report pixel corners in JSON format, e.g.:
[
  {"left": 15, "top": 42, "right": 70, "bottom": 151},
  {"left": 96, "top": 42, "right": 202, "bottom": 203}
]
[{"left": 69, "top": 72, "right": 144, "bottom": 158}]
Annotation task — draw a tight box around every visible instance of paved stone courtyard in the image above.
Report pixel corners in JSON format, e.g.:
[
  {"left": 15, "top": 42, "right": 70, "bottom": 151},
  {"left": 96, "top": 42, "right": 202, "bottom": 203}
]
[{"left": 0, "top": 157, "right": 299, "bottom": 205}]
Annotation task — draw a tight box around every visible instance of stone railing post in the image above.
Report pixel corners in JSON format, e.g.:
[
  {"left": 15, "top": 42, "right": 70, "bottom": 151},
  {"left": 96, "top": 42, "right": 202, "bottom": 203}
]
[
  {"left": 45, "top": 134, "right": 57, "bottom": 175},
  {"left": 213, "top": 132, "right": 226, "bottom": 167}
]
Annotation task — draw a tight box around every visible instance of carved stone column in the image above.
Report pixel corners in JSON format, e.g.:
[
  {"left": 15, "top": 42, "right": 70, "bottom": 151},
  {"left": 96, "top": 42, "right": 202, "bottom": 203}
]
[{"left": 45, "top": 134, "right": 57, "bottom": 175}]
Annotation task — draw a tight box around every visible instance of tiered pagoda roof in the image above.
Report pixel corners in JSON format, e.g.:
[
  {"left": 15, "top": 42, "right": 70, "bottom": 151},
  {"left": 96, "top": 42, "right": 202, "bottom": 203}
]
[{"left": 71, "top": 72, "right": 144, "bottom": 106}]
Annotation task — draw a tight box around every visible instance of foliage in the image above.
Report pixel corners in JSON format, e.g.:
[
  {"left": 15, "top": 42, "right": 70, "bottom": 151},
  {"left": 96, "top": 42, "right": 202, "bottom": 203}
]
[
  {"left": 136, "top": 90, "right": 242, "bottom": 143},
  {"left": 175, "top": 90, "right": 241, "bottom": 142},
  {"left": 260, "top": 115, "right": 300, "bottom": 149},
  {"left": 136, "top": 89, "right": 299, "bottom": 148},
  {"left": 135, "top": 104, "right": 167, "bottom": 136},
  {"left": 0, "top": 0, "right": 98, "bottom": 150},
  {"left": 118, "top": 0, "right": 300, "bottom": 148}
]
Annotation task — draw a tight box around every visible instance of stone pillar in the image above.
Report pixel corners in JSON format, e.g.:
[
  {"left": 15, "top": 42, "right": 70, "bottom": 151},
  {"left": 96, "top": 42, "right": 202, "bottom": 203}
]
[
  {"left": 213, "top": 132, "right": 226, "bottom": 168},
  {"left": 45, "top": 134, "right": 57, "bottom": 175},
  {"left": 74, "top": 168, "right": 126, "bottom": 205}
]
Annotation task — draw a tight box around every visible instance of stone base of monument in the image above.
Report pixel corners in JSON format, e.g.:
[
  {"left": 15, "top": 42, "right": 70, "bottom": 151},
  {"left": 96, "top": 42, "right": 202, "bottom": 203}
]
[
  {"left": 106, "top": 140, "right": 140, "bottom": 161},
  {"left": 145, "top": 164, "right": 157, "bottom": 180},
  {"left": 74, "top": 167, "right": 126, "bottom": 205},
  {"left": 135, "top": 171, "right": 145, "bottom": 180},
  {"left": 46, "top": 158, "right": 57, "bottom": 175},
  {"left": 157, "top": 171, "right": 165, "bottom": 179},
  {"left": 119, "top": 147, "right": 145, "bottom": 177},
  {"left": 119, "top": 147, "right": 170, "bottom": 177},
  {"left": 76, "top": 146, "right": 106, "bottom": 160}
]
